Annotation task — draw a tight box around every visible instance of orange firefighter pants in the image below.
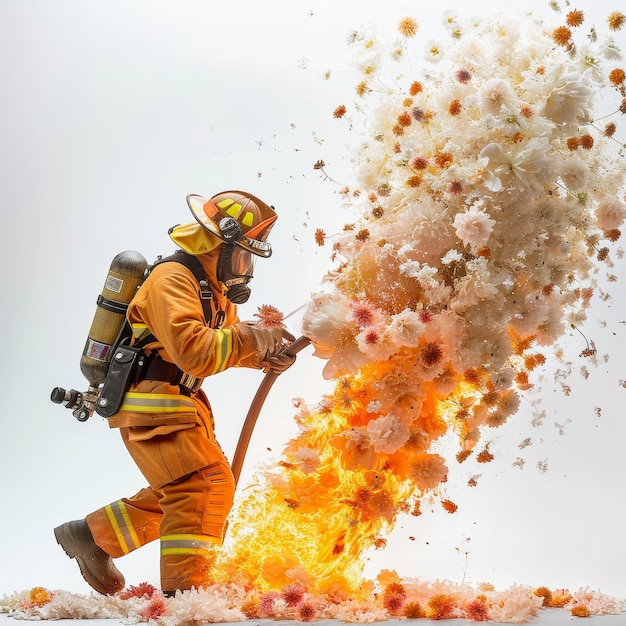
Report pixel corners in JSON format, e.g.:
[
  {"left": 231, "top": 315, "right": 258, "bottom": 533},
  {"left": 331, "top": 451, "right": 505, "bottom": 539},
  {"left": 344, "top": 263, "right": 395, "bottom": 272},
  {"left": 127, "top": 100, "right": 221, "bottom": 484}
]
[{"left": 85, "top": 401, "right": 235, "bottom": 592}]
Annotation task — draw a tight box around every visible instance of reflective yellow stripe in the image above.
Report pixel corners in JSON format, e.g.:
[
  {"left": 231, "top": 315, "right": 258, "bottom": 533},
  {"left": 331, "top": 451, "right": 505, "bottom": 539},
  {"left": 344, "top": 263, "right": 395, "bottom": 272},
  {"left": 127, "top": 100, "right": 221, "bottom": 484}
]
[
  {"left": 160, "top": 534, "right": 219, "bottom": 557},
  {"left": 211, "top": 329, "right": 233, "bottom": 374},
  {"left": 104, "top": 501, "right": 141, "bottom": 555},
  {"left": 131, "top": 323, "right": 152, "bottom": 341},
  {"left": 120, "top": 392, "right": 196, "bottom": 414}
]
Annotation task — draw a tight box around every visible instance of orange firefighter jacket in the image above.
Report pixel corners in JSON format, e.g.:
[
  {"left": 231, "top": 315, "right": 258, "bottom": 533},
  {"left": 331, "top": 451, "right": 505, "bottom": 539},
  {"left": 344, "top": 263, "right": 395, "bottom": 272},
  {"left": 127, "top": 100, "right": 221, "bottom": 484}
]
[{"left": 107, "top": 248, "right": 261, "bottom": 432}]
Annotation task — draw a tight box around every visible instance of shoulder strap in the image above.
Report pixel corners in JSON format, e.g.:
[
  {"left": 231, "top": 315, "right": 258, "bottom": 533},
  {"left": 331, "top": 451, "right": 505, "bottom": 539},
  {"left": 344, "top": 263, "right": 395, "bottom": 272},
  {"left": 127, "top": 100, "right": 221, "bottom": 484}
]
[{"left": 154, "top": 250, "right": 213, "bottom": 326}]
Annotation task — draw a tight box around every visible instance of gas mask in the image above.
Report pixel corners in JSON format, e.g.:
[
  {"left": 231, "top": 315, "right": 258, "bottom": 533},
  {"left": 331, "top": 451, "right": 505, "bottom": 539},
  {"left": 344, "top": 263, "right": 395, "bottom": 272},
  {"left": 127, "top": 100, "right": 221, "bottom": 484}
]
[{"left": 218, "top": 243, "right": 255, "bottom": 304}]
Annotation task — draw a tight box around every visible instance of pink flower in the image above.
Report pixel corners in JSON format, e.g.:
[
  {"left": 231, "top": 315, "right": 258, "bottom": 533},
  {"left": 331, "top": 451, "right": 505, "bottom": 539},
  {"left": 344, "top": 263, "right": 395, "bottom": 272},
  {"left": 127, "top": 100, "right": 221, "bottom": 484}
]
[
  {"left": 410, "top": 453, "right": 448, "bottom": 491},
  {"left": 596, "top": 196, "right": 626, "bottom": 230},
  {"left": 366, "top": 414, "right": 410, "bottom": 454},
  {"left": 453, "top": 205, "right": 496, "bottom": 249}
]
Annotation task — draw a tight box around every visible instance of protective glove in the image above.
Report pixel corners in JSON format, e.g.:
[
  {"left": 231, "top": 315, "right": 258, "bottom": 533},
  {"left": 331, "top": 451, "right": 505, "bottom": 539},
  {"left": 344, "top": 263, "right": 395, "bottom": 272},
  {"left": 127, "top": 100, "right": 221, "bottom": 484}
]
[
  {"left": 265, "top": 351, "right": 296, "bottom": 374},
  {"left": 239, "top": 322, "right": 295, "bottom": 369}
]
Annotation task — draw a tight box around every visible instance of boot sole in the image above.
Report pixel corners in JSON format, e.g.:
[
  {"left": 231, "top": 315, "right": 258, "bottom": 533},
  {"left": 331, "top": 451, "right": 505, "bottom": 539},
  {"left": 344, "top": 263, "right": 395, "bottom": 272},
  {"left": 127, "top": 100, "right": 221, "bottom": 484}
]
[{"left": 54, "top": 522, "right": 124, "bottom": 595}]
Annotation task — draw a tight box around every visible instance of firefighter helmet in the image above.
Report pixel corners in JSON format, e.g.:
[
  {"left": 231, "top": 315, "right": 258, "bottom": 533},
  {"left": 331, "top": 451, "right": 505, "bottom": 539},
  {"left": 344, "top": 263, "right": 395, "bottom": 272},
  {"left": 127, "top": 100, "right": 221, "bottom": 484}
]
[{"left": 189, "top": 191, "right": 277, "bottom": 256}]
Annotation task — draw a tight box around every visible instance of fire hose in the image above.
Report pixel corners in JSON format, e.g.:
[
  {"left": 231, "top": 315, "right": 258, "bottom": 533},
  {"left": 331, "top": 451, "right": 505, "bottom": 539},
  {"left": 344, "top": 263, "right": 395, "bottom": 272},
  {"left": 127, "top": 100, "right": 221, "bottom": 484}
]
[{"left": 231, "top": 334, "right": 311, "bottom": 485}]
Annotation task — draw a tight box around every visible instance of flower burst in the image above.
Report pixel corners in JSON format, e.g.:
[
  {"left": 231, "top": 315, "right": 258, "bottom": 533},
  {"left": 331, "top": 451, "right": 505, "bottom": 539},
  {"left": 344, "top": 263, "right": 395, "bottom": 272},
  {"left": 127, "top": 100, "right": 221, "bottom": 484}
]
[{"left": 216, "top": 4, "right": 626, "bottom": 608}]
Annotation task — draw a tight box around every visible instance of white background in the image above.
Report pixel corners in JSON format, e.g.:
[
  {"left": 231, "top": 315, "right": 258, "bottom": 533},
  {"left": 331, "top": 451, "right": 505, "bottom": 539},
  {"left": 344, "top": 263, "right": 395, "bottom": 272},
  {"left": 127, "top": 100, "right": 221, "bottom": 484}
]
[{"left": 1, "top": 0, "right": 625, "bottom": 601}]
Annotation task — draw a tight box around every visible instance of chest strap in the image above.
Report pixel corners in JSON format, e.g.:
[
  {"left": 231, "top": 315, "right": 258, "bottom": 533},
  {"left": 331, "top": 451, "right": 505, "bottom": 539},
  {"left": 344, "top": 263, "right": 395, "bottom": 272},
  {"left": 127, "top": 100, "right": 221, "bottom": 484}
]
[{"left": 140, "top": 353, "right": 203, "bottom": 395}]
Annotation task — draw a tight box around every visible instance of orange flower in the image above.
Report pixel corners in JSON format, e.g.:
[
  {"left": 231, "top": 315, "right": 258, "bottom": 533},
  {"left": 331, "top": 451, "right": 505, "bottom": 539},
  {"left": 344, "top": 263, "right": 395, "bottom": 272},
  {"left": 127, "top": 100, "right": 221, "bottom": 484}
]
[
  {"left": 607, "top": 11, "right": 625, "bottom": 31},
  {"left": 476, "top": 447, "right": 494, "bottom": 463},
  {"left": 434, "top": 151, "right": 453, "bottom": 168},
  {"left": 254, "top": 304, "right": 284, "bottom": 329},
  {"left": 406, "top": 175, "right": 423, "bottom": 188},
  {"left": 449, "top": 99, "right": 462, "bottom": 115},
  {"left": 552, "top": 25, "right": 572, "bottom": 46},
  {"left": 566, "top": 136, "right": 579, "bottom": 150},
  {"left": 409, "top": 81, "right": 423, "bottom": 96},
  {"left": 441, "top": 499, "right": 458, "bottom": 514},
  {"left": 609, "top": 68, "right": 626, "bottom": 86},
  {"left": 333, "top": 104, "right": 347, "bottom": 118},
  {"left": 397, "top": 111, "right": 412, "bottom": 127},
  {"left": 356, "top": 81, "right": 369, "bottom": 96},
  {"left": 398, "top": 16, "right": 418, "bottom": 38},
  {"left": 604, "top": 122, "right": 617, "bottom": 137},
  {"left": 404, "top": 601, "right": 426, "bottom": 618},
  {"left": 534, "top": 587, "right": 553, "bottom": 607},
  {"left": 241, "top": 600, "right": 260, "bottom": 619},
  {"left": 29, "top": 587, "right": 53, "bottom": 607},
  {"left": 571, "top": 605, "right": 591, "bottom": 617},
  {"left": 314, "top": 228, "right": 326, "bottom": 246},
  {"left": 428, "top": 594, "right": 457, "bottom": 620},
  {"left": 566, "top": 9, "right": 584, "bottom": 27},
  {"left": 456, "top": 449, "right": 472, "bottom": 463}
]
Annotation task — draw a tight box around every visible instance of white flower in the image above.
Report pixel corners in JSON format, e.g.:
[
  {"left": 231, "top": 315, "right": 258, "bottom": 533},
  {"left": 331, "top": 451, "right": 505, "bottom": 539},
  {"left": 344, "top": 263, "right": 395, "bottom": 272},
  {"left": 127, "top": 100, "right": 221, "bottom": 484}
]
[
  {"left": 560, "top": 156, "right": 589, "bottom": 192},
  {"left": 399, "top": 260, "right": 439, "bottom": 286},
  {"left": 302, "top": 291, "right": 352, "bottom": 358},
  {"left": 478, "top": 78, "right": 517, "bottom": 115},
  {"left": 479, "top": 138, "right": 552, "bottom": 193},
  {"left": 367, "top": 400, "right": 383, "bottom": 413},
  {"left": 600, "top": 36, "right": 622, "bottom": 61},
  {"left": 452, "top": 258, "right": 500, "bottom": 310},
  {"left": 424, "top": 39, "right": 443, "bottom": 63},
  {"left": 453, "top": 205, "right": 496, "bottom": 249},
  {"left": 544, "top": 72, "right": 592, "bottom": 126},
  {"left": 441, "top": 249, "right": 463, "bottom": 265},
  {"left": 366, "top": 414, "right": 410, "bottom": 454},
  {"left": 596, "top": 196, "right": 626, "bottom": 230},
  {"left": 386, "top": 308, "right": 425, "bottom": 348}
]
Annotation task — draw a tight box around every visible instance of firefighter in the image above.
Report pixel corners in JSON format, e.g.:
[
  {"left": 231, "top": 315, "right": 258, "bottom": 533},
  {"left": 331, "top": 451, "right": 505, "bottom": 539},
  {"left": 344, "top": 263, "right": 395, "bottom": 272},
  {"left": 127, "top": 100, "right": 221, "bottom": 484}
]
[{"left": 54, "top": 191, "right": 295, "bottom": 596}]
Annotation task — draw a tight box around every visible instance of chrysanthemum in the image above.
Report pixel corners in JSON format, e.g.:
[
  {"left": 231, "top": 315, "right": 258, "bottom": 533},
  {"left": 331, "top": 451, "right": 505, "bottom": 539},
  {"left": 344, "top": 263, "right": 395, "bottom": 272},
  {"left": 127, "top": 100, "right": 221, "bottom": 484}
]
[
  {"left": 609, "top": 67, "right": 625, "bottom": 85},
  {"left": 552, "top": 25, "right": 572, "bottom": 46},
  {"left": 409, "top": 80, "right": 423, "bottom": 95},
  {"left": 333, "top": 104, "right": 347, "bottom": 118},
  {"left": 254, "top": 304, "right": 285, "bottom": 329},
  {"left": 607, "top": 11, "right": 626, "bottom": 31},
  {"left": 409, "top": 453, "right": 448, "bottom": 491},
  {"left": 565, "top": 9, "right": 584, "bottom": 27},
  {"left": 398, "top": 16, "right": 418, "bottom": 38}
]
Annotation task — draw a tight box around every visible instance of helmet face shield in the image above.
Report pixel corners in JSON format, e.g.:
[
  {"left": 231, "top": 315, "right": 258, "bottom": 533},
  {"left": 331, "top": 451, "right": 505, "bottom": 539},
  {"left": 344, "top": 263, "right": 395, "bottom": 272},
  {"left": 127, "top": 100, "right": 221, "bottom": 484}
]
[{"left": 230, "top": 246, "right": 255, "bottom": 279}]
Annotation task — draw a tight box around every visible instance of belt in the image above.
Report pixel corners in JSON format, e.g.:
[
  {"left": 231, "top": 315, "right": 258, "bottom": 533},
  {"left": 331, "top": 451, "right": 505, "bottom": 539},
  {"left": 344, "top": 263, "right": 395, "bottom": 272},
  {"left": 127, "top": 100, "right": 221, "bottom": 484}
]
[{"left": 140, "top": 354, "right": 203, "bottom": 394}]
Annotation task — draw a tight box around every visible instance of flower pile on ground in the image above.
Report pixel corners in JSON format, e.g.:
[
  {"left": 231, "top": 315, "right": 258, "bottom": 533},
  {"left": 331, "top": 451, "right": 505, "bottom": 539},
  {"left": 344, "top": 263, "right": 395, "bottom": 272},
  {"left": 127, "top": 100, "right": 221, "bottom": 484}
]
[{"left": 3, "top": 577, "right": 625, "bottom": 623}]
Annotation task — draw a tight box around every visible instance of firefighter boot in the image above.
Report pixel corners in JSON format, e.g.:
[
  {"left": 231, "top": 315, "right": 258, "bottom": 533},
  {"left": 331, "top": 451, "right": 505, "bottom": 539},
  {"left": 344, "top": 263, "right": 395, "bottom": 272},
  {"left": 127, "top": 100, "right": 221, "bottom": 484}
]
[{"left": 54, "top": 519, "right": 125, "bottom": 595}]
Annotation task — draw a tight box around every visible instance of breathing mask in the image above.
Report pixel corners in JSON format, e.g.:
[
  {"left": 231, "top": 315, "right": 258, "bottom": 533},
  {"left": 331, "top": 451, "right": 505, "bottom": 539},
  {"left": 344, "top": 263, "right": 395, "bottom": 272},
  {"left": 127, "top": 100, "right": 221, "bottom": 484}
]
[{"left": 217, "top": 216, "right": 256, "bottom": 303}]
